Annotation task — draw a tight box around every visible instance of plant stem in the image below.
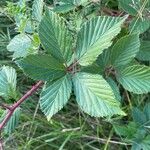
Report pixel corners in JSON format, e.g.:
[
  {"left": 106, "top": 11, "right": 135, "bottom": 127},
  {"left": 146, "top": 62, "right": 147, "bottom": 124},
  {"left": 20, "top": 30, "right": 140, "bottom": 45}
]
[
  {"left": 83, "top": 135, "right": 130, "bottom": 146},
  {"left": 125, "top": 90, "right": 132, "bottom": 110},
  {"left": 67, "top": 60, "right": 79, "bottom": 73},
  {"left": 0, "top": 81, "right": 43, "bottom": 131}
]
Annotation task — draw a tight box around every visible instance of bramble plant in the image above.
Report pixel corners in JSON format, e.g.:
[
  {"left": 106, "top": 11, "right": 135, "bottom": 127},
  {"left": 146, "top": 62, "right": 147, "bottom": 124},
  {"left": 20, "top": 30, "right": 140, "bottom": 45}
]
[{"left": 0, "top": 0, "right": 150, "bottom": 149}]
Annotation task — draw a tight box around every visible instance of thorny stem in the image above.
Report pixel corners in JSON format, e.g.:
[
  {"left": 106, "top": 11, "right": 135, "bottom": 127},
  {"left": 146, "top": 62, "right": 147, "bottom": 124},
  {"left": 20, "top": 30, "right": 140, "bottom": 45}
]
[
  {"left": 0, "top": 81, "right": 43, "bottom": 132},
  {"left": 0, "top": 81, "right": 43, "bottom": 149}
]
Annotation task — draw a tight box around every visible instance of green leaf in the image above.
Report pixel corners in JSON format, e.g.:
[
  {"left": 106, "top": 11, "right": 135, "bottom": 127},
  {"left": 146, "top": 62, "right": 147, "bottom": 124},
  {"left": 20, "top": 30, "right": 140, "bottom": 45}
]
[
  {"left": 32, "top": 0, "right": 44, "bottom": 22},
  {"left": 117, "top": 65, "right": 150, "bottom": 94},
  {"left": 0, "top": 32, "right": 9, "bottom": 52},
  {"left": 136, "top": 41, "right": 150, "bottom": 61},
  {"left": 16, "top": 54, "right": 66, "bottom": 81},
  {"left": 96, "top": 48, "right": 111, "bottom": 73},
  {"left": 40, "top": 75, "right": 72, "bottom": 120},
  {"left": 147, "top": 1, "right": 150, "bottom": 7},
  {"left": 131, "top": 103, "right": 150, "bottom": 127},
  {"left": 39, "top": 10, "right": 73, "bottom": 63},
  {"left": 54, "top": 3, "right": 76, "bottom": 13},
  {"left": 130, "top": 18, "right": 150, "bottom": 34},
  {"left": 31, "top": 33, "right": 40, "bottom": 50},
  {"left": 80, "top": 63, "right": 102, "bottom": 74},
  {"left": 114, "top": 122, "right": 138, "bottom": 139},
  {"left": 53, "top": 0, "right": 89, "bottom": 13},
  {"left": 76, "top": 15, "right": 127, "bottom": 66},
  {"left": 4, "top": 108, "right": 20, "bottom": 134},
  {"left": 118, "top": 0, "right": 141, "bottom": 16},
  {"left": 110, "top": 34, "right": 140, "bottom": 68},
  {"left": 0, "top": 66, "right": 17, "bottom": 98},
  {"left": 140, "top": 135, "right": 150, "bottom": 150},
  {"left": 132, "top": 107, "right": 147, "bottom": 125},
  {"left": 7, "top": 34, "right": 32, "bottom": 59},
  {"left": 73, "top": 72, "right": 125, "bottom": 117},
  {"left": 107, "top": 78, "right": 121, "bottom": 102},
  {"left": 132, "top": 134, "right": 150, "bottom": 150},
  {"left": 144, "top": 103, "right": 150, "bottom": 126}
]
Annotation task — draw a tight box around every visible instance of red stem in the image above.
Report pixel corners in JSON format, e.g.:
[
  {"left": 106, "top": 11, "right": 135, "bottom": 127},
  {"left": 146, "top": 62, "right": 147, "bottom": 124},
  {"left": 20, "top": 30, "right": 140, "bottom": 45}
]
[
  {"left": 67, "top": 60, "right": 78, "bottom": 72},
  {"left": 0, "top": 81, "right": 43, "bottom": 131}
]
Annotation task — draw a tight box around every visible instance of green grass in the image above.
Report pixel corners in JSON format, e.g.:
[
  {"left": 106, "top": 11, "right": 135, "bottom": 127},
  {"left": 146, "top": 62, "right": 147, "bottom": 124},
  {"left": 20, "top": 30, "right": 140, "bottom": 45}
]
[{"left": 3, "top": 97, "right": 127, "bottom": 150}]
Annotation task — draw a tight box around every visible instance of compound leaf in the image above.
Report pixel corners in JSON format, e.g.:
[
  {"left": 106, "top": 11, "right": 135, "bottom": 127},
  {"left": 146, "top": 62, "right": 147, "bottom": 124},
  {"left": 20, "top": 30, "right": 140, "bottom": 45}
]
[
  {"left": 73, "top": 72, "right": 125, "bottom": 117},
  {"left": 40, "top": 75, "right": 72, "bottom": 120}
]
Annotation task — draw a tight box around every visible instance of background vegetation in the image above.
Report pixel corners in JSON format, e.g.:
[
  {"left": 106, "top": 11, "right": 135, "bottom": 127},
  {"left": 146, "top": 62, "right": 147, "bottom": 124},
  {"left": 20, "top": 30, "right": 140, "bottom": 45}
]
[{"left": 0, "top": 0, "right": 150, "bottom": 150}]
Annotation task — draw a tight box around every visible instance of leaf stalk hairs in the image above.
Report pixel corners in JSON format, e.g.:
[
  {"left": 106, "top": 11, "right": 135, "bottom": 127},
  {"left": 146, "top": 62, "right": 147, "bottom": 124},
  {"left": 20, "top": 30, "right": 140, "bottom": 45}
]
[
  {"left": 105, "top": 66, "right": 117, "bottom": 77},
  {"left": 67, "top": 60, "right": 80, "bottom": 74}
]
